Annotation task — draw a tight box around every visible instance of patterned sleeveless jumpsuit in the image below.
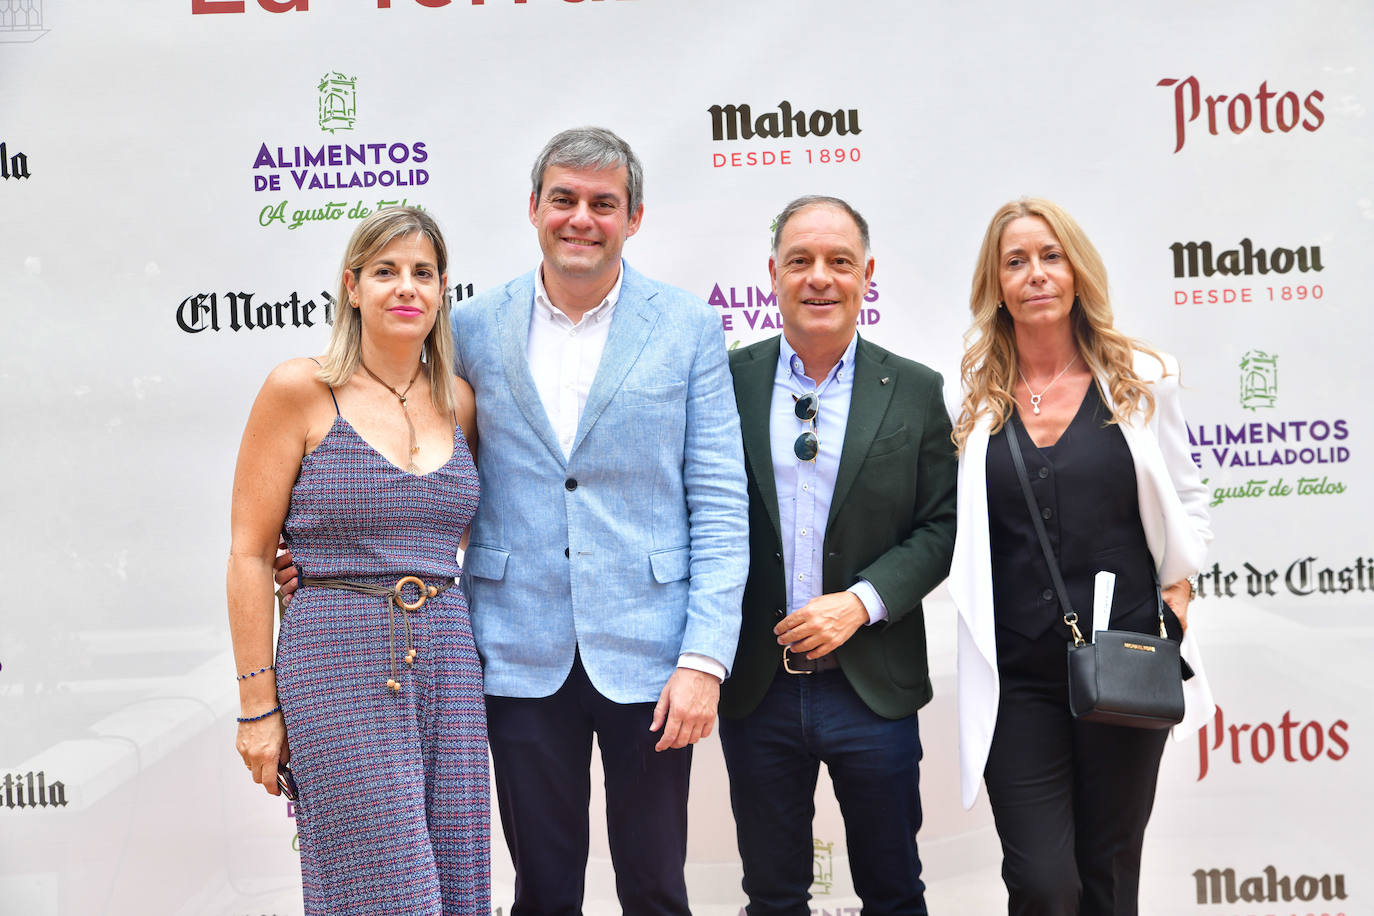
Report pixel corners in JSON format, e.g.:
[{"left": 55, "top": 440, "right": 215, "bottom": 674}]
[{"left": 276, "top": 390, "right": 489, "bottom": 916}]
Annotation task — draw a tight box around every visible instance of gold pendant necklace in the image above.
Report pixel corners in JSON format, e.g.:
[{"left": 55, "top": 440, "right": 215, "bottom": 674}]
[{"left": 360, "top": 360, "right": 423, "bottom": 473}]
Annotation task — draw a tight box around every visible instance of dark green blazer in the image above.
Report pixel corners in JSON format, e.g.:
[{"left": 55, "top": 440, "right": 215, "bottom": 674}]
[{"left": 720, "top": 334, "right": 958, "bottom": 720}]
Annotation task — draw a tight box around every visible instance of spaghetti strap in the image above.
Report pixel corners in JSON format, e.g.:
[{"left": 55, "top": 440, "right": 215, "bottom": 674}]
[{"left": 307, "top": 357, "right": 341, "bottom": 415}]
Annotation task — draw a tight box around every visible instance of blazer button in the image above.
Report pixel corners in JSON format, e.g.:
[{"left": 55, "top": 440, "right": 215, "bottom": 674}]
[
  {"left": 1038, "top": 466, "right": 1049, "bottom": 479},
  {"left": 1040, "top": 507, "right": 1053, "bottom": 520},
  {"left": 774, "top": 552, "right": 782, "bottom": 563},
  {"left": 565, "top": 478, "right": 577, "bottom": 491},
  {"left": 564, "top": 547, "right": 570, "bottom": 558},
  {"left": 1042, "top": 588, "right": 1054, "bottom": 601},
  {"left": 775, "top": 608, "right": 785, "bottom": 618}
]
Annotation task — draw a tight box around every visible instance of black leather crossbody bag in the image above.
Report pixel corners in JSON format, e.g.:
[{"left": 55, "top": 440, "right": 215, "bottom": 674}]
[{"left": 1005, "top": 418, "right": 1185, "bottom": 729}]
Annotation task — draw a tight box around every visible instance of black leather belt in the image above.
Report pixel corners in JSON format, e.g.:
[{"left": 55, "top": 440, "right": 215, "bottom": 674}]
[{"left": 782, "top": 647, "right": 840, "bottom": 674}]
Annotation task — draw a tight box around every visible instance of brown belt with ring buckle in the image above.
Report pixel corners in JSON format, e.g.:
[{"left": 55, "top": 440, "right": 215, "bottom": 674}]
[
  {"left": 299, "top": 575, "right": 452, "bottom": 693},
  {"left": 782, "top": 646, "right": 840, "bottom": 674}
]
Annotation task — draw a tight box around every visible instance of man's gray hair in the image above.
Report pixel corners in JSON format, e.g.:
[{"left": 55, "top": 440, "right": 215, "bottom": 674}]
[
  {"left": 771, "top": 195, "right": 871, "bottom": 257},
  {"left": 531, "top": 127, "right": 644, "bottom": 217}
]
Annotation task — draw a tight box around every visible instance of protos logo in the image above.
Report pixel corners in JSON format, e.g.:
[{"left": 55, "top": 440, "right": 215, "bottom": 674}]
[
  {"left": 1196, "top": 705, "right": 1348, "bottom": 780},
  {"left": 1157, "top": 77, "right": 1324, "bottom": 153}
]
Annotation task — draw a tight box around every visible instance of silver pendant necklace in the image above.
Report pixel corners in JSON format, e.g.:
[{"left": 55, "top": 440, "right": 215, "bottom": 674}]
[{"left": 1017, "top": 354, "right": 1079, "bottom": 416}]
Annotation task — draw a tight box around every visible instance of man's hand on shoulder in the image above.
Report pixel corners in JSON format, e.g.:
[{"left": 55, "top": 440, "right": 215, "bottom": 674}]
[
  {"left": 649, "top": 667, "right": 720, "bottom": 752},
  {"left": 774, "top": 591, "right": 869, "bottom": 659}
]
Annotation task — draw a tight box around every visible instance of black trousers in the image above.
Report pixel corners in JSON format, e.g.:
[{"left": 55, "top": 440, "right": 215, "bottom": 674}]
[
  {"left": 984, "top": 625, "right": 1170, "bottom": 916},
  {"left": 485, "top": 653, "right": 693, "bottom": 916}
]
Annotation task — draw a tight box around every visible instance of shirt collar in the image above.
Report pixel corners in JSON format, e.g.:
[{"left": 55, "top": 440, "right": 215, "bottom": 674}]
[
  {"left": 777, "top": 331, "right": 859, "bottom": 391},
  {"left": 534, "top": 259, "right": 624, "bottom": 326}
]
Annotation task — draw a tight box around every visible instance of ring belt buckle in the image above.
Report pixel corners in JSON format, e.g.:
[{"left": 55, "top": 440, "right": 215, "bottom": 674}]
[{"left": 393, "top": 575, "right": 436, "bottom": 611}]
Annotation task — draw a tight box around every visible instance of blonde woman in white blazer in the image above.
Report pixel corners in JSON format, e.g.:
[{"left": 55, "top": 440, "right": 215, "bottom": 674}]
[{"left": 948, "top": 199, "right": 1215, "bottom": 916}]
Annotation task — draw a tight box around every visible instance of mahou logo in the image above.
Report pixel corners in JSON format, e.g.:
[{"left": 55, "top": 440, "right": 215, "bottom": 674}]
[
  {"left": 1157, "top": 77, "right": 1324, "bottom": 153},
  {"left": 1170, "top": 238, "right": 1323, "bottom": 278},
  {"left": 1196, "top": 705, "right": 1348, "bottom": 780},
  {"left": 1193, "top": 864, "right": 1347, "bottom": 906},
  {"left": 708, "top": 101, "right": 861, "bottom": 142}
]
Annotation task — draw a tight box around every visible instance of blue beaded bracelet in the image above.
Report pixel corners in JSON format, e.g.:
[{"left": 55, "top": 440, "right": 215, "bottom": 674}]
[
  {"left": 236, "top": 704, "right": 282, "bottom": 724},
  {"left": 237, "top": 664, "right": 275, "bottom": 681}
]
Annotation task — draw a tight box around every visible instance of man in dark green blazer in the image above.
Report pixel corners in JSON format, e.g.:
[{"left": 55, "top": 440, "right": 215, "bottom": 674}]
[{"left": 718, "top": 196, "right": 957, "bottom": 915}]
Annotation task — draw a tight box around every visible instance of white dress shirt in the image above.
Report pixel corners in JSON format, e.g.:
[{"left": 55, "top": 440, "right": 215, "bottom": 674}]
[{"left": 528, "top": 266, "right": 621, "bottom": 458}]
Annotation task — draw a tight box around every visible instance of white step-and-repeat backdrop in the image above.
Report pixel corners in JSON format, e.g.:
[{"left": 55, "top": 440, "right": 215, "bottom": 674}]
[{"left": 2, "top": 1, "right": 1369, "bottom": 913}]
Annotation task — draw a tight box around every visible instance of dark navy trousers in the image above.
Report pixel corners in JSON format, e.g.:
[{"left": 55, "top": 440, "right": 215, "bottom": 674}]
[
  {"left": 720, "top": 668, "right": 928, "bottom": 916},
  {"left": 485, "top": 653, "right": 693, "bottom": 916}
]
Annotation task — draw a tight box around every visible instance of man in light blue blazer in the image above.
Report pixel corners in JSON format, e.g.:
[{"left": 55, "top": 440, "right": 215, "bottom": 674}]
[{"left": 452, "top": 127, "right": 748, "bottom": 915}]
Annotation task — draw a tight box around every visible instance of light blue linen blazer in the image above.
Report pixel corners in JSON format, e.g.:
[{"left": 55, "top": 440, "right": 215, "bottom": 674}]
[{"left": 452, "top": 263, "right": 748, "bottom": 703}]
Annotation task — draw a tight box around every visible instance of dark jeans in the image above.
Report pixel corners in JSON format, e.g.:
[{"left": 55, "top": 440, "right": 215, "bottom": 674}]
[
  {"left": 719, "top": 668, "right": 927, "bottom": 916},
  {"left": 485, "top": 653, "right": 692, "bottom": 916},
  {"left": 985, "top": 625, "right": 1170, "bottom": 916}
]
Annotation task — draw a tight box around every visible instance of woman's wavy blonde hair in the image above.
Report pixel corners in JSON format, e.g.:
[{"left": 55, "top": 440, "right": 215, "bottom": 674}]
[
  {"left": 953, "top": 197, "right": 1165, "bottom": 451},
  {"left": 317, "top": 206, "right": 455, "bottom": 415}
]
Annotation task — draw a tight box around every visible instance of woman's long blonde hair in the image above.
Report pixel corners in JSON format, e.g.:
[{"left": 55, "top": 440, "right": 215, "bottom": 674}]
[
  {"left": 316, "top": 206, "right": 456, "bottom": 415},
  {"left": 953, "top": 197, "right": 1164, "bottom": 450}
]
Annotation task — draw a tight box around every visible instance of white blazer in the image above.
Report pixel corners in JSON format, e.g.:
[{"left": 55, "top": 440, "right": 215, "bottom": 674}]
[{"left": 948, "top": 350, "right": 1216, "bottom": 809}]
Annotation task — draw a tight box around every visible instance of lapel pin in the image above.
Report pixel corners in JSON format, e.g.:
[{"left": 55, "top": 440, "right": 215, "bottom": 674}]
[{"left": 880, "top": 377, "right": 890, "bottom": 385}]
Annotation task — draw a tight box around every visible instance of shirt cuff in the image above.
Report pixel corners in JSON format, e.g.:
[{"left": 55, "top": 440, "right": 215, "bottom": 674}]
[
  {"left": 677, "top": 653, "right": 726, "bottom": 683},
  {"left": 848, "top": 579, "right": 887, "bottom": 625}
]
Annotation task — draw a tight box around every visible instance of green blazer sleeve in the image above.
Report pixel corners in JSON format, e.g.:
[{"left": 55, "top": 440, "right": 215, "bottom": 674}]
[{"left": 847, "top": 349, "right": 958, "bottom": 625}]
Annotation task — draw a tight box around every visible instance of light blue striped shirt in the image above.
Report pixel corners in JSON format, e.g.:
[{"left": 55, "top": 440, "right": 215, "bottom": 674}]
[{"left": 770, "top": 333, "right": 886, "bottom": 622}]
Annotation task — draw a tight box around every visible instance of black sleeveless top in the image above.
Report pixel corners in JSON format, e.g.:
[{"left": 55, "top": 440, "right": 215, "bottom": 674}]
[{"left": 986, "top": 383, "right": 1158, "bottom": 653}]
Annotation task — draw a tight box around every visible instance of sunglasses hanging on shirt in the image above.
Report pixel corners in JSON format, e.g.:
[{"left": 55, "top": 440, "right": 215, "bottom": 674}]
[{"left": 793, "top": 391, "right": 819, "bottom": 462}]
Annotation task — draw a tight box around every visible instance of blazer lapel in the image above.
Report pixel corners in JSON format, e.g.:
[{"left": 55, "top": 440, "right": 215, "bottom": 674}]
[
  {"left": 829, "top": 337, "right": 894, "bottom": 527},
  {"left": 496, "top": 275, "right": 566, "bottom": 465},
  {"left": 735, "top": 339, "right": 782, "bottom": 545},
  {"left": 570, "top": 265, "right": 658, "bottom": 455}
]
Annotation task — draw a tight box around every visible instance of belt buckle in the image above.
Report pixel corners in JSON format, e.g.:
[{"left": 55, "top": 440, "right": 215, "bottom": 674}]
[
  {"left": 782, "top": 647, "right": 815, "bottom": 675},
  {"left": 393, "top": 575, "right": 434, "bottom": 611}
]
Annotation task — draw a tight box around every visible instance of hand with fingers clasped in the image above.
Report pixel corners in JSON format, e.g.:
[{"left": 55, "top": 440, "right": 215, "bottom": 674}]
[
  {"left": 774, "top": 590, "right": 869, "bottom": 659},
  {"left": 649, "top": 667, "right": 721, "bottom": 752},
  {"left": 237, "top": 707, "right": 290, "bottom": 796}
]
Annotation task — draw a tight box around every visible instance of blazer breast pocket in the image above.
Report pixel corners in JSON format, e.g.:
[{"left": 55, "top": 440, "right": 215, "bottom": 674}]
[
  {"left": 622, "top": 381, "right": 688, "bottom": 406},
  {"left": 865, "top": 424, "right": 911, "bottom": 460},
  {"left": 463, "top": 544, "right": 509, "bottom": 581}
]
